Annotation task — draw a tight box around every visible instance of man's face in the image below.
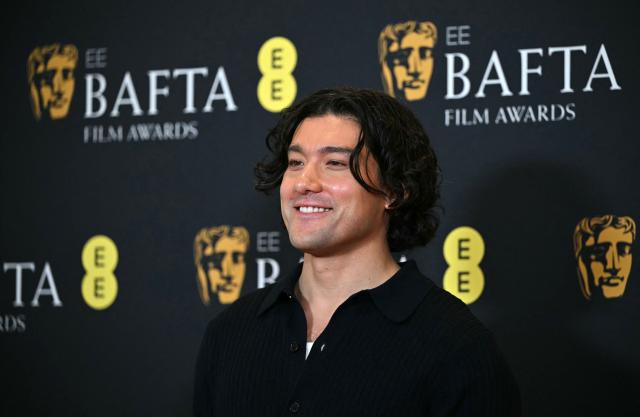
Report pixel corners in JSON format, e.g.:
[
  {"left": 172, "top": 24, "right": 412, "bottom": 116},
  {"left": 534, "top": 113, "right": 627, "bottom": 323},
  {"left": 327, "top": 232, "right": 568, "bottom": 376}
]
[
  {"left": 387, "top": 32, "right": 434, "bottom": 101},
  {"left": 581, "top": 227, "right": 633, "bottom": 299},
  {"left": 202, "top": 235, "right": 247, "bottom": 304},
  {"left": 280, "top": 115, "right": 389, "bottom": 257},
  {"left": 35, "top": 54, "right": 76, "bottom": 119}
]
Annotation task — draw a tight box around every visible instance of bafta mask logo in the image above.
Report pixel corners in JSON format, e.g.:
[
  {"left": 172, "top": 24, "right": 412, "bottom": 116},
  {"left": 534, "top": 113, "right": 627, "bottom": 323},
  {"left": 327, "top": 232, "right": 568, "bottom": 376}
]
[
  {"left": 573, "top": 215, "right": 636, "bottom": 300},
  {"left": 378, "top": 21, "right": 437, "bottom": 101},
  {"left": 27, "top": 44, "right": 79, "bottom": 120},
  {"left": 194, "top": 226, "right": 249, "bottom": 305}
]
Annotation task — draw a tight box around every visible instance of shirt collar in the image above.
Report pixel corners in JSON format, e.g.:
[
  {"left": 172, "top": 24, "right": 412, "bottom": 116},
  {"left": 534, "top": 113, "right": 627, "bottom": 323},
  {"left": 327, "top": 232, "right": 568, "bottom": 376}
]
[{"left": 257, "top": 260, "right": 433, "bottom": 323}]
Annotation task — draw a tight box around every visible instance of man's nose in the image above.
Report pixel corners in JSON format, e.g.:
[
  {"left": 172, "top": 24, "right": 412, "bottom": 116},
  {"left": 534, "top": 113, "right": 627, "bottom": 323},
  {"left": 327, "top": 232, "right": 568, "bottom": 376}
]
[{"left": 294, "top": 163, "right": 322, "bottom": 194}]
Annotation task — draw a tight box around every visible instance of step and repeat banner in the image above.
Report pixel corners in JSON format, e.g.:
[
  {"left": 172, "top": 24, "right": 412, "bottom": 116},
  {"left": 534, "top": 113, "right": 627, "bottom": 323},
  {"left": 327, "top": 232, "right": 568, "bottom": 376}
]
[{"left": 2, "top": 0, "right": 638, "bottom": 416}]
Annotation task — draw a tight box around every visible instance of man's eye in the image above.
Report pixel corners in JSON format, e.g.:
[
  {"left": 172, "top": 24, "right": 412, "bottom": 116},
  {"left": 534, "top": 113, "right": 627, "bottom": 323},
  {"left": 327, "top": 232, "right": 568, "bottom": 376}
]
[
  {"left": 287, "top": 160, "right": 303, "bottom": 168},
  {"left": 327, "top": 160, "right": 347, "bottom": 167}
]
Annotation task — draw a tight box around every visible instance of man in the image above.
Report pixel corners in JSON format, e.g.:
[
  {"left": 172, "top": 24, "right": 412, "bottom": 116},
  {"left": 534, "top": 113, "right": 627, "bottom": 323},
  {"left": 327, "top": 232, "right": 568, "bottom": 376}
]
[
  {"left": 194, "top": 87, "right": 520, "bottom": 416},
  {"left": 573, "top": 215, "right": 635, "bottom": 300},
  {"left": 379, "top": 21, "right": 437, "bottom": 101}
]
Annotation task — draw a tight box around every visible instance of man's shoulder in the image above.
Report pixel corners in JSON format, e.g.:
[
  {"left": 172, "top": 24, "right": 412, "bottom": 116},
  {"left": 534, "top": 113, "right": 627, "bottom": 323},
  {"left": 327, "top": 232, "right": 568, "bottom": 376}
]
[{"left": 412, "top": 281, "right": 493, "bottom": 350}]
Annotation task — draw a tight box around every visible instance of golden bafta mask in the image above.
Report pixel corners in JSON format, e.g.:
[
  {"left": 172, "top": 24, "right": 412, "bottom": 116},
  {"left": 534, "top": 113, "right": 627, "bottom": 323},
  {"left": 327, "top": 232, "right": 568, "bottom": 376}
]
[
  {"left": 573, "top": 215, "right": 635, "bottom": 300},
  {"left": 194, "top": 226, "right": 249, "bottom": 305},
  {"left": 378, "top": 21, "right": 437, "bottom": 101},
  {"left": 28, "top": 44, "right": 78, "bottom": 120}
]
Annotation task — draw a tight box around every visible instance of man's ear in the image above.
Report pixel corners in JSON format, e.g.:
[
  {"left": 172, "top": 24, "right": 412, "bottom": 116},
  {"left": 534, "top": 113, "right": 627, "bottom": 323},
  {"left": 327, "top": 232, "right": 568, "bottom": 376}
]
[
  {"left": 384, "top": 186, "right": 408, "bottom": 210},
  {"left": 384, "top": 193, "right": 395, "bottom": 210}
]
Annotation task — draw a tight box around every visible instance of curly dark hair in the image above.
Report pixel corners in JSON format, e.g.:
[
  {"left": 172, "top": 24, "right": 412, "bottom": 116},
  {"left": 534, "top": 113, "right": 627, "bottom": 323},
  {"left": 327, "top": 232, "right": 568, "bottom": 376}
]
[{"left": 255, "top": 87, "right": 440, "bottom": 252}]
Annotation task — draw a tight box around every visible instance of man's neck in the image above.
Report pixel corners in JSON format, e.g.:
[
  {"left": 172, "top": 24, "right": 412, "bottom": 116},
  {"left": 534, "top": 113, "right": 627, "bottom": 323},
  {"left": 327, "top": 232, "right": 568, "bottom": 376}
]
[{"left": 296, "top": 242, "right": 400, "bottom": 312}]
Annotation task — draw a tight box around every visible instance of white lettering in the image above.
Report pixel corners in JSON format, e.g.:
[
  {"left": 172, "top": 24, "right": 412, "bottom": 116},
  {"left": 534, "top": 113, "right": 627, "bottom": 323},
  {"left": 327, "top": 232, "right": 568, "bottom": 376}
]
[
  {"left": 110, "top": 72, "right": 144, "bottom": 117},
  {"left": 203, "top": 67, "right": 238, "bottom": 112},
  {"left": 3, "top": 262, "right": 35, "bottom": 307},
  {"left": 548, "top": 45, "right": 587, "bottom": 93},
  {"left": 173, "top": 67, "right": 208, "bottom": 113},
  {"left": 519, "top": 48, "right": 544, "bottom": 95},
  {"left": 84, "top": 74, "right": 107, "bottom": 118},
  {"left": 445, "top": 53, "right": 471, "bottom": 99},
  {"left": 583, "top": 44, "right": 621, "bottom": 92},
  {"left": 256, "top": 258, "right": 280, "bottom": 289},
  {"left": 476, "top": 50, "right": 513, "bottom": 98},
  {"left": 31, "top": 263, "right": 62, "bottom": 307},
  {"left": 148, "top": 69, "right": 171, "bottom": 115}
]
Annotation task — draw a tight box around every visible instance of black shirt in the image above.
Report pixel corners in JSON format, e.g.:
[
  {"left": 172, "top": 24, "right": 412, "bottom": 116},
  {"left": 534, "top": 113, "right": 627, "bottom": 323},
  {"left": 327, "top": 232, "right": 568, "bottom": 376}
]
[{"left": 193, "top": 260, "right": 521, "bottom": 417}]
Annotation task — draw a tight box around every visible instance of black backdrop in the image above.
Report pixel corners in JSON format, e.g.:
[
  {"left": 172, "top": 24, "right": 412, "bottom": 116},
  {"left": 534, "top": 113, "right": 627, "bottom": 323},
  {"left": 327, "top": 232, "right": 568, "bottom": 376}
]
[{"left": 2, "top": 0, "right": 639, "bottom": 416}]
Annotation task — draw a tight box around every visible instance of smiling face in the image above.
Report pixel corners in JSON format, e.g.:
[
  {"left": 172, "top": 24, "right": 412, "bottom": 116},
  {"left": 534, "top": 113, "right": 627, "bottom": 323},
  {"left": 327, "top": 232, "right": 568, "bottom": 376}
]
[{"left": 279, "top": 115, "right": 389, "bottom": 257}]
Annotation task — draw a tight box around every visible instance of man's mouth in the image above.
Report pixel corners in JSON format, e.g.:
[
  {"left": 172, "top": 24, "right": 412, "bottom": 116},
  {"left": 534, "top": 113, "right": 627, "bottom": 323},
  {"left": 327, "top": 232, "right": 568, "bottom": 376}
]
[{"left": 296, "top": 206, "right": 332, "bottom": 214}]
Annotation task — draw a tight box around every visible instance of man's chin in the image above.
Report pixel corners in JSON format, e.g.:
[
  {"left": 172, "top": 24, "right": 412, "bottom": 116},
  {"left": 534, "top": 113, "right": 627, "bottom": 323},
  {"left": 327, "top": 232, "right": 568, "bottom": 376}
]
[{"left": 289, "top": 236, "right": 335, "bottom": 257}]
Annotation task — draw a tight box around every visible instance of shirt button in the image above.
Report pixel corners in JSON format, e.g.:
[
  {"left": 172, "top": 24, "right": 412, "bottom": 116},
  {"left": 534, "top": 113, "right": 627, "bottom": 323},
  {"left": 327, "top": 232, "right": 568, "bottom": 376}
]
[
  {"left": 289, "top": 401, "right": 300, "bottom": 413},
  {"left": 289, "top": 342, "right": 300, "bottom": 353}
]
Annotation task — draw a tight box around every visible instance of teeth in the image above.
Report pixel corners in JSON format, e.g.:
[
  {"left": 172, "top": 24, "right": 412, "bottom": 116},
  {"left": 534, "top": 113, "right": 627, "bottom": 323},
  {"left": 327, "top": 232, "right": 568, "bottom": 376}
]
[{"left": 299, "top": 206, "right": 331, "bottom": 213}]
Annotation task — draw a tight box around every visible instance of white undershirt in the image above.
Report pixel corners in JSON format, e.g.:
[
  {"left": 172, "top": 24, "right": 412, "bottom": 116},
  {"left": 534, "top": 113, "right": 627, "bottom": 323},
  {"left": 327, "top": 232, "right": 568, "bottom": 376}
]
[{"left": 305, "top": 342, "right": 314, "bottom": 359}]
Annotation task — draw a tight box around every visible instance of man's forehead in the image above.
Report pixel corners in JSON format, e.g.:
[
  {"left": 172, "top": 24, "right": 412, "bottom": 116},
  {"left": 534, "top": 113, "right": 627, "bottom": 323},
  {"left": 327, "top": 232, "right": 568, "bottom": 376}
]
[{"left": 289, "top": 115, "right": 360, "bottom": 152}]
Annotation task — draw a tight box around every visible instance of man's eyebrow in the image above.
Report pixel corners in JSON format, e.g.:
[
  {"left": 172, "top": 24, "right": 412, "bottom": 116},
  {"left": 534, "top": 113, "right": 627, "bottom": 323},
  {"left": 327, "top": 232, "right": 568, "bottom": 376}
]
[
  {"left": 288, "top": 144, "right": 353, "bottom": 155},
  {"left": 320, "top": 146, "right": 353, "bottom": 155},
  {"left": 287, "top": 144, "right": 304, "bottom": 154}
]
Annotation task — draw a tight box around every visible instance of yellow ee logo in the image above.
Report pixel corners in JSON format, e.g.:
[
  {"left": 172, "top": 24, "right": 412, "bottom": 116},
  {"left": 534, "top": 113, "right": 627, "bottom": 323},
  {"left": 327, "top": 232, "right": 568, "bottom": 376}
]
[
  {"left": 257, "top": 36, "right": 297, "bottom": 112},
  {"left": 81, "top": 235, "right": 119, "bottom": 310},
  {"left": 443, "top": 226, "right": 485, "bottom": 304}
]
